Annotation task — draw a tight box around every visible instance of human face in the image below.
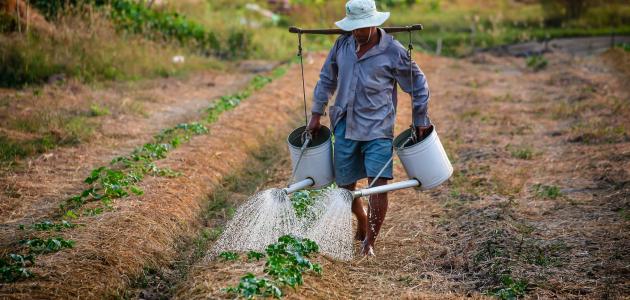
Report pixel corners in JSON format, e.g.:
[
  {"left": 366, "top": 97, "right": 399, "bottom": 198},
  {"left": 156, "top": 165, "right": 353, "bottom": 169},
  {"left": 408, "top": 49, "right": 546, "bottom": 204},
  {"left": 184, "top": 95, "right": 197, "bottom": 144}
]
[{"left": 352, "top": 27, "right": 376, "bottom": 45}]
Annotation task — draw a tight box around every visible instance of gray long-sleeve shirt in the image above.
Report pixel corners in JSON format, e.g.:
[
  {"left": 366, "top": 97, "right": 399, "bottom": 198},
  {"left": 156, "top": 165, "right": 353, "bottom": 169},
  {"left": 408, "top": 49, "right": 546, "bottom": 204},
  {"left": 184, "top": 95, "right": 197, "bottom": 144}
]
[{"left": 312, "top": 28, "right": 430, "bottom": 141}]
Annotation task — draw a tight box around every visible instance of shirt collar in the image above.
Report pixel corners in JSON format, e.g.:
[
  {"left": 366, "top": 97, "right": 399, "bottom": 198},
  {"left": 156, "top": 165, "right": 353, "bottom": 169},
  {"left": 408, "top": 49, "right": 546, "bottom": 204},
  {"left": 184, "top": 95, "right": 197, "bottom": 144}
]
[{"left": 351, "top": 28, "right": 392, "bottom": 61}]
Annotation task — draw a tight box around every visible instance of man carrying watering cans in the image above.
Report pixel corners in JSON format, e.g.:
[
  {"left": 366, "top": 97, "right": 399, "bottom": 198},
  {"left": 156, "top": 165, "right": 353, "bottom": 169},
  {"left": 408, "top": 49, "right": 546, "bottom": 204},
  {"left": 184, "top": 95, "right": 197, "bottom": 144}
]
[{"left": 307, "top": 0, "right": 432, "bottom": 256}]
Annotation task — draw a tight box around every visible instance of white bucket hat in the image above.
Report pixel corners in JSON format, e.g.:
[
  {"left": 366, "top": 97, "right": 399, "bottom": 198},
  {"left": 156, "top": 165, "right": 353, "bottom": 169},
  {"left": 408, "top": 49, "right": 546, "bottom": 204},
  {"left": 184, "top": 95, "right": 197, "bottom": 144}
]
[{"left": 335, "top": 0, "right": 390, "bottom": 31}]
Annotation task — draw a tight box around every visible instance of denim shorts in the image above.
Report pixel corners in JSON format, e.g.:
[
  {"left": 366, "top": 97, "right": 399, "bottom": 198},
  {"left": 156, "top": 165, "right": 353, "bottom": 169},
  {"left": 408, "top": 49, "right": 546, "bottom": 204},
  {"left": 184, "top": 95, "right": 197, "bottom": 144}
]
[{"left": 333, "top": 117, "right": 393, "bottom": 186}]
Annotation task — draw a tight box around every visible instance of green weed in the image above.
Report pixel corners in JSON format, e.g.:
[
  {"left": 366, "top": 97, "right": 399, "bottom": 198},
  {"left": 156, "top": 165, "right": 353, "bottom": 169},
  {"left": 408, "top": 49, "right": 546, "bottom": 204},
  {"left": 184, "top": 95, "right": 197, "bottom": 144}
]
[
  {"left": 89, "top": 103, "right": 111, "bottom": 117},
  {"left": 569, "top": 121, "right": 627, "bottom": 144},
  {"left": 526, "top": 55, "right": 548, "bottom": 71},
  {"left": 0, "top": 134, "right": 54, "bottom": 163},
  {"left": 532, "top": 184, "right": 562, "bottom": 199},
  {"left": 510, "top": 147, "right": 534, "bottom": 160}
]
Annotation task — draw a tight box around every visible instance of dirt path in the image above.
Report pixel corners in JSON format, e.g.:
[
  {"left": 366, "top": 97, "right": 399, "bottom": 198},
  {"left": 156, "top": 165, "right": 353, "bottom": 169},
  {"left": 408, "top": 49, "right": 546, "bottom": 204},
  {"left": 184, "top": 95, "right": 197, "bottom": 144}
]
[
  {"left": 0, "top": 69, "right": 261, "bottom": 225},
  {"left": 176, "top": 50, "right": 629, "bottom": 299}
]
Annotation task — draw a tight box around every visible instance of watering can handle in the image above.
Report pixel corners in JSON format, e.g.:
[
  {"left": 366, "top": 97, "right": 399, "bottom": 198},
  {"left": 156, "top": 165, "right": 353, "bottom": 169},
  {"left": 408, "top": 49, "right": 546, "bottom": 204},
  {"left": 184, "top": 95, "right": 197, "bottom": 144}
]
[{"left": 288, "top": 24, "right": 423, "bottom": 35}]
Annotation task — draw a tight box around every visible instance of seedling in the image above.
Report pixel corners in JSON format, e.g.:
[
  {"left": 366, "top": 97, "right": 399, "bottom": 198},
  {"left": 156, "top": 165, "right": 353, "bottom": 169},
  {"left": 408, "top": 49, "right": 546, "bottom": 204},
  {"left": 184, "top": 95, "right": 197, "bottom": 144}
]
[
  {"left": 247, "top": 251, "right": 265, "bottom": 261},
  {"left": 205, "top": 93, "right": 249, "bottom": 123},
  {"left": 290, "top": 190, "right": 316, "bottom": 218},
  {"left": 0, "top": 254, "right": 34, "bottom": 283},
  {"left": 225, "top": 273, "right": 282, "bottom": 299},
  {"left": 219, "top": 251, "right": 239, "bottom": 261},
  {"left": 491, "top": 275, "right": 528, "bottom": 300},
  {"left": 225, "top": 236, "right": 322, "bottom": 299},
  {"left": 21, "top": 220, "right": 76, "bottom": 231},
  {"left": 21, "top": 237, "right": 75, "bottom": 254}
]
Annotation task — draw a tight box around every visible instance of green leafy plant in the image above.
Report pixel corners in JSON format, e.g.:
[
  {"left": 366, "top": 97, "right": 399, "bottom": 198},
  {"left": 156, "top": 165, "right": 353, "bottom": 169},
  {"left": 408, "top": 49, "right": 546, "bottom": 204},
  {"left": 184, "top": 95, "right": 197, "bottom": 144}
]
[
  {"left": 290, "top": 190, "right": 316, "bottom": 218},
  {"left": 225, "top": 235, "right": 322, "bottom": 299},
  {"left": 0, "top": 254, "right": 34, "bottom": 283},
  {"left": 290, "top": 184, "right": 335, "bottom": 218},
  {"left": 247, "top": 251, "right": 265, "bottom": 261},
  {"left": 205, "top": 92, "right": 249, "bottom": 123},
  {"left": 219, "top": 251, "right": 239, "bottom": 261},
  {"left": 250, "top": 75, "right": 273, "bottom": 90},
  {"left": 21, "top": 237, "right": 75, "bottom": 254},
  {"left": 491, "top": 275, "right": 528, "bottom": 300},
  {"left": 20, "top": 220, "right": 76, "bottom": 231},
  {"left": 225, "top": 273, "right": 282, "bottom": 299}
]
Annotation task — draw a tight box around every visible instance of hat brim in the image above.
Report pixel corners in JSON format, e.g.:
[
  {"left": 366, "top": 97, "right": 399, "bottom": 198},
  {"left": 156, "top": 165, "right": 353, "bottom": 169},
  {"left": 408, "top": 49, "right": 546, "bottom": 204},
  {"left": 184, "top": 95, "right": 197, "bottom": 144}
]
[{"left": 335, "top": 11, "right": 390, "bottom": 32}]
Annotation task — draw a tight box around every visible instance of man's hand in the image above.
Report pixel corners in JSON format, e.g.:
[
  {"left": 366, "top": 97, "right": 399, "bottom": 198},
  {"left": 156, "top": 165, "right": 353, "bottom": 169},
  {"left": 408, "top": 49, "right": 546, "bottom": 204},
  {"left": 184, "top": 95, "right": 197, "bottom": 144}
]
[
  {"left": 415, "top": 124, "right": 433, "bottom": 140},
  {"left": 307, "top": 113, "right": 322, "bottom": 136}
]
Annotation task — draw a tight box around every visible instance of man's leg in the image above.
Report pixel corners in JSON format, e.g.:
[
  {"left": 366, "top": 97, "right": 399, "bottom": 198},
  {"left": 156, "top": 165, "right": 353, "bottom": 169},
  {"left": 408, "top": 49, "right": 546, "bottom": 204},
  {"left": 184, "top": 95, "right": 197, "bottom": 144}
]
[
  {"left": 339, "top": 182, "right": 367, "bottom": 241},
  {"left": 363, "top": 177, "right": 388, "bottom": 254}
]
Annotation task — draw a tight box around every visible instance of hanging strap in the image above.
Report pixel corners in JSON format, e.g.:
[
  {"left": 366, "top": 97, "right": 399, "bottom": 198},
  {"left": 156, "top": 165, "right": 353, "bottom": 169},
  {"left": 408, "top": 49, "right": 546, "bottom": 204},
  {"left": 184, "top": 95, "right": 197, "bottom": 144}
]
[
  {"left": 297, "top": 33, "right": 308, "bottom": 129},
  {"left": 407, "top": 30, "right": 418, "bottom": 143}
]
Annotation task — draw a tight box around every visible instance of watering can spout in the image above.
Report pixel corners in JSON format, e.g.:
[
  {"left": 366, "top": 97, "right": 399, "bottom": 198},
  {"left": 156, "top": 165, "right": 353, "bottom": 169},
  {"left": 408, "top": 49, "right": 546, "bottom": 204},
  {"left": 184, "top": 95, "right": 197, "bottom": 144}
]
[
  {"left": 351, "top": 179, "right": 421, "bottom": 199},
  {"left": 283, "top": 178, "right": 315, "bottom": 195}
]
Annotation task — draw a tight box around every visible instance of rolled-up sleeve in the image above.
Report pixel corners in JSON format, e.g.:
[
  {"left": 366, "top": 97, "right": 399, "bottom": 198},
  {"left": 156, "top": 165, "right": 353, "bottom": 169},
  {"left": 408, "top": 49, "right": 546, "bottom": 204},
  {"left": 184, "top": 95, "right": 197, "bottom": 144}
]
[
  {"left": 312, "top": 40, "right": 340, "bottom": 115},
  {"left": 393, "top": 48, "right": 431, "bottom": 127}
]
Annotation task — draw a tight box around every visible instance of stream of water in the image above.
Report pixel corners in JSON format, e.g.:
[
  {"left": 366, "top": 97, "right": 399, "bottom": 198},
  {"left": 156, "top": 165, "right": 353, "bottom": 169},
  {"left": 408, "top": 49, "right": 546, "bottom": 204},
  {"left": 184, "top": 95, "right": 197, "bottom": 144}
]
[{"left": 209, "top": 187, "right": 354, "bottom": 261}]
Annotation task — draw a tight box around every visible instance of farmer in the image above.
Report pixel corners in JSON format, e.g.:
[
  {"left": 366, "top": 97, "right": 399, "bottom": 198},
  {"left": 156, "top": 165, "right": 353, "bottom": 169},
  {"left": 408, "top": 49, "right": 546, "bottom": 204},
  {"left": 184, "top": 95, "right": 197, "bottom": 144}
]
[{"left": 307, "top": 0, "right": 432, "bottom": 256}]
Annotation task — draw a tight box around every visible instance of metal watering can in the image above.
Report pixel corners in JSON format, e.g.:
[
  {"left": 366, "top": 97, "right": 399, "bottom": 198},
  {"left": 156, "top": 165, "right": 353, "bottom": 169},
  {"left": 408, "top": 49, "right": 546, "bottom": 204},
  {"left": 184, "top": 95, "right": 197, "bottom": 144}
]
[
  {"left": 284, "top": 126, "right": 334, "bottom": 194},
  {"left": 283, "top": 124, "right": 453, "bottom": 197}
]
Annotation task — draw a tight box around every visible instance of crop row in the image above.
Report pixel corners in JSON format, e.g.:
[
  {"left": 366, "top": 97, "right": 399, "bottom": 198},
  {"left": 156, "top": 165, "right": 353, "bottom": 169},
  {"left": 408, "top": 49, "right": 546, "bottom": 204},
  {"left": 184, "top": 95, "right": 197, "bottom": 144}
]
[{"left": 0, "top": 71, "right": 283, "bottom": 283}]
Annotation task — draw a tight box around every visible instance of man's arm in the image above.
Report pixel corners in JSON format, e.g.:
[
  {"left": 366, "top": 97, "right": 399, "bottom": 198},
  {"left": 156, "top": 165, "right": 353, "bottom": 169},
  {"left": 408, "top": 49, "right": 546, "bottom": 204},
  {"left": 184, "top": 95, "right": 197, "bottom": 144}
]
[
  {"left": 308, "top": 41, "right": 340, "bottom": 132},
  {"left": 393, "top": 47, "right": 432, "bottom": 138}
]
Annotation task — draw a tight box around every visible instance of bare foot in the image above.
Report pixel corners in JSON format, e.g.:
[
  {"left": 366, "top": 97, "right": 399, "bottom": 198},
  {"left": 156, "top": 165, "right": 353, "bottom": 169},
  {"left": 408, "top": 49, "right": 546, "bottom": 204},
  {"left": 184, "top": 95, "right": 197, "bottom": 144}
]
[{"left": 360, "top": 239, "right": 375, "bottom": 256}]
